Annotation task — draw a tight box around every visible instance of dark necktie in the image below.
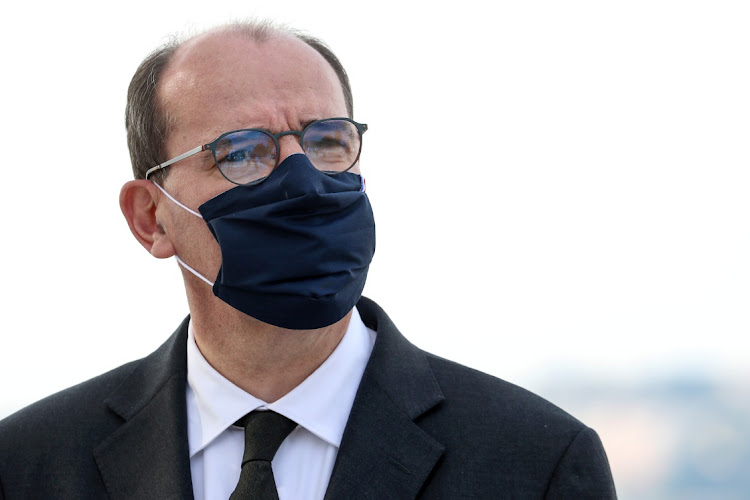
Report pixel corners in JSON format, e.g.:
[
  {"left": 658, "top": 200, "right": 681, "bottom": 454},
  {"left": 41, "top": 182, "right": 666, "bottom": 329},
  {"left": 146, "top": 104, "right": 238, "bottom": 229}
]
[{"left": 229, "top": 410, "right": 298, "bottom": 500}]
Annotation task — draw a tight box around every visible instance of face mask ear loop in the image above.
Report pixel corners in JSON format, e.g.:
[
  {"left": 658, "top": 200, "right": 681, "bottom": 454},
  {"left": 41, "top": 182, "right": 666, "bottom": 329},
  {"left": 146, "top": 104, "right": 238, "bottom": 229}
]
[
  {"left": 174, "top": 255, "right": 215, "bottom": 287},
  {"left": 360, "top": 176, "right": 366, "bottom": 193},
  {"left": 152, "top": 181, "right": 204, "bottom": 219},
  {"left": 150, "top": 182, "right": 213, "bottom": 286}
]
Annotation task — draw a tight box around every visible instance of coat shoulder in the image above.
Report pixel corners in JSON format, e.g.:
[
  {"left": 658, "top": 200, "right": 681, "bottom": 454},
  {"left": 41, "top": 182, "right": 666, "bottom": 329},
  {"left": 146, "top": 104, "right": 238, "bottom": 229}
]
[
  {"left": 0, "top": 360, "right": 149, "bottom": 498},
  {"left": 417, "top": 353, "right": 616, "bottom": 498},
  {"left": 425, "top": 352, "right": 583, "bottom": 430},
  {"left": 0, "top": 359, "right": 140, "bottom": 463}
]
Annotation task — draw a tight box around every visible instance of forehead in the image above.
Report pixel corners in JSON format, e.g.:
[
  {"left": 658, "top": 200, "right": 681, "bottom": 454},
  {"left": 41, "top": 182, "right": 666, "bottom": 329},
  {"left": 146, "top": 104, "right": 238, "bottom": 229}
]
[{"left": 158, "top": 31, "right": 347, "bottom": 145}]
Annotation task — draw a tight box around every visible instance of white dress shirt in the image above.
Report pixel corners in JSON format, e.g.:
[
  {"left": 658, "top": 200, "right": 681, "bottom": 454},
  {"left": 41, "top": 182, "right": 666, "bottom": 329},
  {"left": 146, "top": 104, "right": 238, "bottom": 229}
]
[{"left": 186, "top": 307, "right": 376, "bottom": 500}]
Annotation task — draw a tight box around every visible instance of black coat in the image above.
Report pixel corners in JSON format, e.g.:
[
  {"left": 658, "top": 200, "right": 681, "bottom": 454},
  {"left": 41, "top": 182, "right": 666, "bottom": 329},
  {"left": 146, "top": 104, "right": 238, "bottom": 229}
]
[{"left": 0, "top": 297, "right": 616, "bottom": 498}]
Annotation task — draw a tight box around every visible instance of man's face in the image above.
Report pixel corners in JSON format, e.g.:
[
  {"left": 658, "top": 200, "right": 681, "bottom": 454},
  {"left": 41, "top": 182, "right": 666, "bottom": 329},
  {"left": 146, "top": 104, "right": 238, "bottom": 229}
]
[{"left": 155, "top": 32, "right": 349, "bottom": 287}]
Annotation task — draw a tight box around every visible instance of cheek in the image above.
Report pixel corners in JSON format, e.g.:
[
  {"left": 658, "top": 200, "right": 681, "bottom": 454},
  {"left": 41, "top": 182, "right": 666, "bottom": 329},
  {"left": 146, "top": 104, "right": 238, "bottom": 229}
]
[
  {"left": 163, "top": 162, "right": 236, "bottom": 211},
  {"left": 167, "top": 204, "right": 223, "bottom": 275},
  {"left": 202, "top": 229, "right": 224, "bottom": 276}
]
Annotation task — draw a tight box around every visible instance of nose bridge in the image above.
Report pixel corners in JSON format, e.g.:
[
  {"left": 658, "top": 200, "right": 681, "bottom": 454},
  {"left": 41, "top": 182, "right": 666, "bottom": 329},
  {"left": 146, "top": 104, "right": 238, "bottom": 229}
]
[{"left": 275, "top": 130, "right": 304, "bottom": 163}]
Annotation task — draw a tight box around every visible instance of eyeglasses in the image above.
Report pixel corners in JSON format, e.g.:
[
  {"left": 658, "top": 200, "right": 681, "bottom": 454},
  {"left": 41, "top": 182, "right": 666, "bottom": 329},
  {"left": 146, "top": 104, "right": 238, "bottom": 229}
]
[{"left": 145, "top": 117, "right": 368, "bottom": 185}]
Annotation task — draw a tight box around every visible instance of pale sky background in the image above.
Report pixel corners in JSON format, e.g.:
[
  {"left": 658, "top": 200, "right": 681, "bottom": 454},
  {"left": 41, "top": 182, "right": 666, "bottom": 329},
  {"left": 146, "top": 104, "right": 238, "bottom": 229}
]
[{"left": 1, "top": 0, "right": 748, "bottom": 419}]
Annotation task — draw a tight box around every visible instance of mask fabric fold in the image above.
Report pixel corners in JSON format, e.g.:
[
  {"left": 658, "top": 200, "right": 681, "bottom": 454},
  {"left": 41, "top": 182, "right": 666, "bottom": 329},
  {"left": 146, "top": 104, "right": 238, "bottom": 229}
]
[{"left": 158, "top": 153, "right": 376, "bottom": 330}]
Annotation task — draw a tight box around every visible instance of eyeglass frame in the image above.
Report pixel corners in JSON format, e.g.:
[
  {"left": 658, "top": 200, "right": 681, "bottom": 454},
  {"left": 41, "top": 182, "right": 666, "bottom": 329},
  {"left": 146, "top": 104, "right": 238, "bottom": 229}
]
[{"left": 145, "top": 117, "right": 368, "bottom": 185}]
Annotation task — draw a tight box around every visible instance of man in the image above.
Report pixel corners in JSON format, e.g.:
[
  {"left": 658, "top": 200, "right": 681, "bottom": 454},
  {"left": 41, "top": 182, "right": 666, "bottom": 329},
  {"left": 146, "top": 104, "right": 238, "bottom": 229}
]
[{"left": 0, "top": 20, "right": 616, "bottom": 499}]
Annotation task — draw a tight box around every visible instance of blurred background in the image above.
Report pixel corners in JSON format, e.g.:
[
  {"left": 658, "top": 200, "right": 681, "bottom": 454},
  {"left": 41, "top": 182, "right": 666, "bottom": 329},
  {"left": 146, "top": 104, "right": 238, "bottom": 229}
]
[{"left": 1, "top": 1, "right": 748, "bottom": 497}]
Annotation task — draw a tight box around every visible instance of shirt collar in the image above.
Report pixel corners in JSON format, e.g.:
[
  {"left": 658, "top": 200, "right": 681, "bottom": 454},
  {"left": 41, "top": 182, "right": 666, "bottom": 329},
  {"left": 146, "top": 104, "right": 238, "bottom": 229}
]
[{"left": 186, "top": 307, "right": 375, "bottom": 457}]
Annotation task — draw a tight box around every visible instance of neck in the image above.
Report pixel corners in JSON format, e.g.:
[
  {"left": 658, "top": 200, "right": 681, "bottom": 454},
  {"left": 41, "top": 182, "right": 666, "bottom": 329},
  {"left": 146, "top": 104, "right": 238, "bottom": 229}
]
[{"left": 187, "top": 286, "right": 351, "bottom": 403}]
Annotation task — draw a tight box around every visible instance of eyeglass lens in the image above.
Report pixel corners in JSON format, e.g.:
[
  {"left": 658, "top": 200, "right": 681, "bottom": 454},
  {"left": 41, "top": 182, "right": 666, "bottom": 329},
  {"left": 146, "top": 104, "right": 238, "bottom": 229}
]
[{"left": 213, "top": 119, "right": 362, "bottom": 185}]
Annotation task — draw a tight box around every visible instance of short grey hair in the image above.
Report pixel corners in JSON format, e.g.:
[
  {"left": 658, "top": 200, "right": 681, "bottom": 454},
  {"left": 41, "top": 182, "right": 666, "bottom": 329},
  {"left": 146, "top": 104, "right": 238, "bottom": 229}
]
[{"left": 125, "top": 20, "right": 354, "bottom": 181}]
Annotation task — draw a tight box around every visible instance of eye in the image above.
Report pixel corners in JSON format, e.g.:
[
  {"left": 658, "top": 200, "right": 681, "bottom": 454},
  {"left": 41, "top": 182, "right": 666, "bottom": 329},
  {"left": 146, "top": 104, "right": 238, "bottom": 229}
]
[
  {"left": 315, "top": 136, "right": 349, "bottom": 150},
  {"left": 217, "top": 137, "right": 274, "bottom": 165},
  {"left": 226, "top": 149, "right": 250, "bottom": 162},
  {"left": 304, "top": 130, "right": 353, "bottom": 155}
]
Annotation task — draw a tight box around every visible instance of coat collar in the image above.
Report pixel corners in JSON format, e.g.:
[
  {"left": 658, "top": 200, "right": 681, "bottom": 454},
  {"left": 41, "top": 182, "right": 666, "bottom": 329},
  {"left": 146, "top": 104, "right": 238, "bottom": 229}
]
[
  {"left": 325, "top": 297, "right": 446, "bottom": 499},
  {"left": 91, "top": 298, "right": 445, "bottom": 499},
  {"left": 93, "top": 316, "right": 194, "bottom": 499}
]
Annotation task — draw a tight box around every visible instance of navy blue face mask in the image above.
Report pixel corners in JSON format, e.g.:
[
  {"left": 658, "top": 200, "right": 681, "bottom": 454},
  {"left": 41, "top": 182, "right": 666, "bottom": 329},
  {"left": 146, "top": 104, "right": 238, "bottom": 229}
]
[{"left": 156, "top": 153, "right": 376, "bottom": 330}]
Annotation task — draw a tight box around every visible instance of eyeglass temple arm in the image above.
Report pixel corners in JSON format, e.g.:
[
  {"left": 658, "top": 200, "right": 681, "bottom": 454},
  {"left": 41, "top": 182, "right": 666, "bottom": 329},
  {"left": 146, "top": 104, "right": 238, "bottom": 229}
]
[{"left": 144, "top": 145, "right": 207, "bottom": 179}]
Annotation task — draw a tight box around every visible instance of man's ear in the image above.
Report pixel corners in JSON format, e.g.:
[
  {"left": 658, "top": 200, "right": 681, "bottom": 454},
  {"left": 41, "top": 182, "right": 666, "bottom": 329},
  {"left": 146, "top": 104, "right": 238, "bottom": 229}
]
[{"left": 119, "top": 180, "right": 175, "bottom": 259}]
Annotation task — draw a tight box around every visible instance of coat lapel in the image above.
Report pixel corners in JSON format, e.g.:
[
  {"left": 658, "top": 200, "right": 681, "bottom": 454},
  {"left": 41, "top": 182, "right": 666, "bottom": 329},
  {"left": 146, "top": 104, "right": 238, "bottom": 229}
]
[
  {"left": 90, "top": 299, "right": 442, "bottom": 499},
  {"left": 325, "top": 298, "right": 446, "bottom": 499},
  {"left": 93, "top": 317, "right": 194, "bottom": 499}
]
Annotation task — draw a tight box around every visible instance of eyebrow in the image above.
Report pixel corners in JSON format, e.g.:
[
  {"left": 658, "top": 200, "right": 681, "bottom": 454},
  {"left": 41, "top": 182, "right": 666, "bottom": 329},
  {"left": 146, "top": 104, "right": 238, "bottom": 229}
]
[
  {"left": 207, "top": 116, "right": 334, "bottom": 142},
  {"left": 298, "top": 118, "right": 319, "bottom": 130},
  {"left": 277, "top": 117, "right": 333, "bottom": 133}
]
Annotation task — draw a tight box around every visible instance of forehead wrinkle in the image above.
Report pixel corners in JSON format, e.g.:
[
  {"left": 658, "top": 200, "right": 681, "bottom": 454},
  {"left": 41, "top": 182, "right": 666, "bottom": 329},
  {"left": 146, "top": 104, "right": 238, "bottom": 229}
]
[{"left": 157, "top": 31, "right": 347, "bottom": 151}]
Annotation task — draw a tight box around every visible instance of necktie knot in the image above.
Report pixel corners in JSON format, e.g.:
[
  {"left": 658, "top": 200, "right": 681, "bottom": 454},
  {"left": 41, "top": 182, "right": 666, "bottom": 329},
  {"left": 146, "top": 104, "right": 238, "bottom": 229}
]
[{"left": 229, "top": 410, "right": 298, "bottom": 499}]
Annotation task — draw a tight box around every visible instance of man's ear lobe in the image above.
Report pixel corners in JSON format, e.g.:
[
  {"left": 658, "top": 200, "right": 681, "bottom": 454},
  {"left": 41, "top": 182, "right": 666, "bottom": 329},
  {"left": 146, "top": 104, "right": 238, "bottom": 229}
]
[{"left": 119, "top": 180, "right": 175, "bottom": 258}]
